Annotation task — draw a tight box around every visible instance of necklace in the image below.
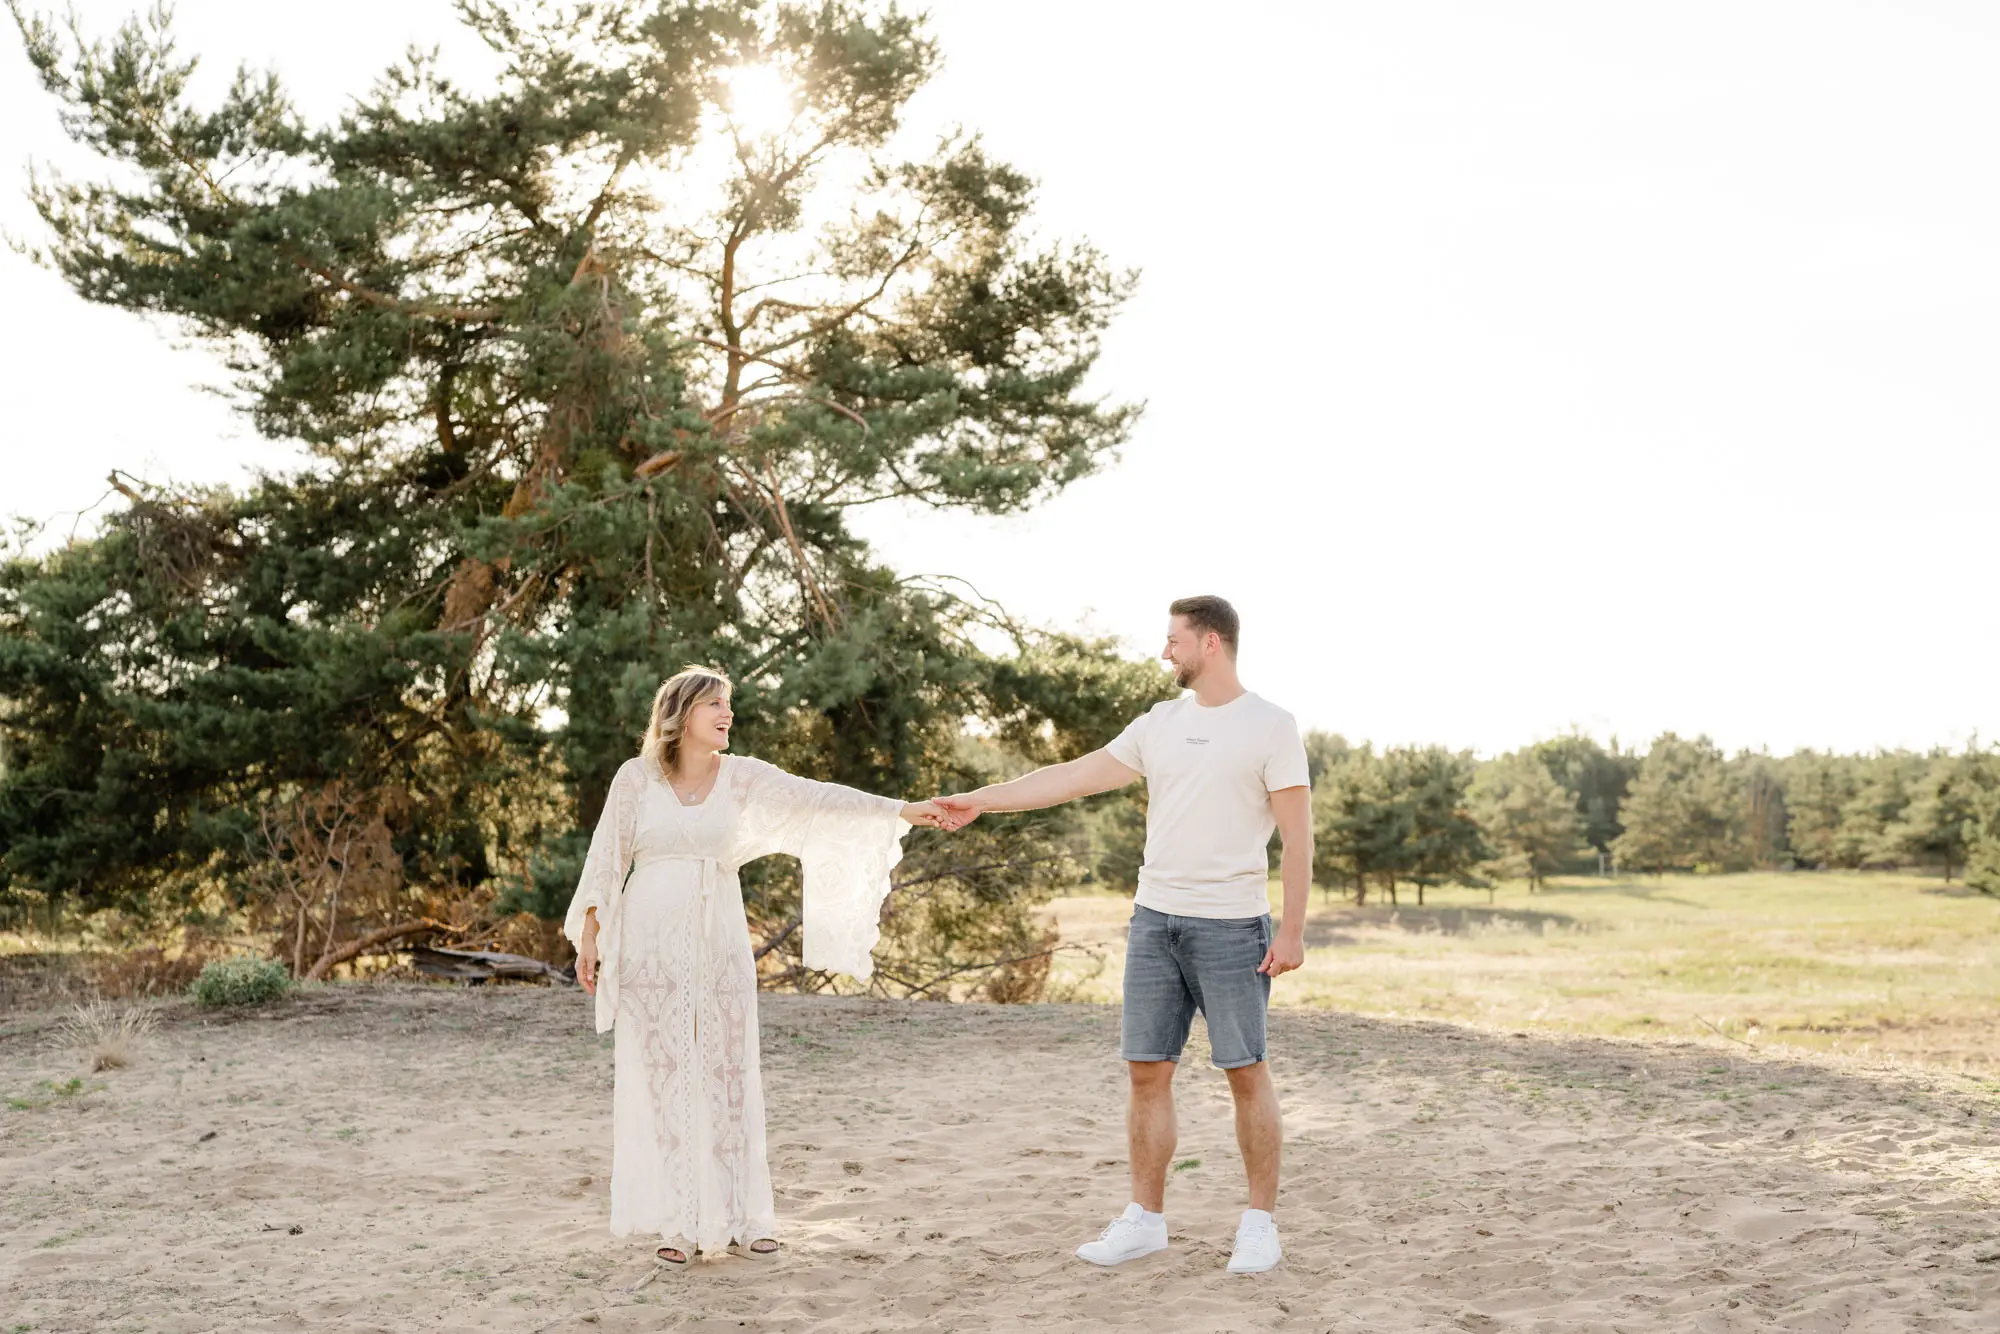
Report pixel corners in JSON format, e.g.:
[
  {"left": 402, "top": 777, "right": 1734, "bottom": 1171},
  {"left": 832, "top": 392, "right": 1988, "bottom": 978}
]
[{"left": 668, "top": 758, "right": 719, "bottom": 806}]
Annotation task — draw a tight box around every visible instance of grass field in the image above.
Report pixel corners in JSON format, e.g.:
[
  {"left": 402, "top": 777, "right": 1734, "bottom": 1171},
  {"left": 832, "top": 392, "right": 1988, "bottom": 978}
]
[{"left": 1043, "top": 872, "right": 2000, "bottom": 1073}]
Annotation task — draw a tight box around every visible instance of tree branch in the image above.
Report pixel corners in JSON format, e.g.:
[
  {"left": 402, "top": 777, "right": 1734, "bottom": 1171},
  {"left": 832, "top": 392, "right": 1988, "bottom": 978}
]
[
  {"left": 303, "top": 918, "right": 443, "bottom": 982},
  {"left": 752, "top": 914, "right": 802, "bottom": 961},
  {"left": 747, "top": 227, "right": 930, "bottom": 359},
  {"left": 291, "top": 258, "right": 505, "bottom": 323},
  {"left": 870, "top": 943, "right": 1074, "bottom": 1000},
  {"left": 887, "top": 851, "right": 1073, "bottom": 893}
]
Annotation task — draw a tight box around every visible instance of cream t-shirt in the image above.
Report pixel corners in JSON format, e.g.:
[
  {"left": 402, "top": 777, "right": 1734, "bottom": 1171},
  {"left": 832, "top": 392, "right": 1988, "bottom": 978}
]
[{"left": 1104, "top": 690, "right": 1311, "bottom": 919}]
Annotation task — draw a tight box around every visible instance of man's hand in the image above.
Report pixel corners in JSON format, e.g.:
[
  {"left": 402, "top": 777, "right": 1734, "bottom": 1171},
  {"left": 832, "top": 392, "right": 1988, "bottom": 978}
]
[
  {"left": 931, "top": 793, "right": 983, "bottom": 831},
  {"left": 1267, "top": 785, "right": 1311, "bottom": 979},
  {"left": 1257, "top": 927, "right": 1305, "bottom": 978}
]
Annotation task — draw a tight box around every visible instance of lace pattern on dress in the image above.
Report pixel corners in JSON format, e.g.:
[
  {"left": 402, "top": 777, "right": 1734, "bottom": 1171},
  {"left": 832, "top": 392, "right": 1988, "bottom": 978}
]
[
  {"left": 566, "top": 752, "right": 907, "bottom": 1251},
  {"left": 725, "top": 756, "right": 909, "bottom": 980}
]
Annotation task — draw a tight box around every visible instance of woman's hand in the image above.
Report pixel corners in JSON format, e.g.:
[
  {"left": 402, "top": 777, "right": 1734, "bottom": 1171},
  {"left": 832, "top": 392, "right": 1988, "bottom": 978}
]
[
  {"left": 900, "top": 800, "right": 954, "bottom": 829},
  {"left": 577, "top": 913, "right": 600, "bottom": 995}
]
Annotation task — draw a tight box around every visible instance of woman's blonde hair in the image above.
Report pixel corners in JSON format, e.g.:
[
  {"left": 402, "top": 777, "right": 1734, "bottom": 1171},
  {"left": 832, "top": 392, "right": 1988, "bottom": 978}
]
[{"left": 640, "top": 665, "right": 733, "bottom": 778}]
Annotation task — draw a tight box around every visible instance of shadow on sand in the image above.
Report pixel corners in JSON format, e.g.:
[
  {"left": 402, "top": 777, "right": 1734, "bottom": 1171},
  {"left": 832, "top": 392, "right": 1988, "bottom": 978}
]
[{"left": 1300, "top": 903, "right": 1580, "bottom": 948}]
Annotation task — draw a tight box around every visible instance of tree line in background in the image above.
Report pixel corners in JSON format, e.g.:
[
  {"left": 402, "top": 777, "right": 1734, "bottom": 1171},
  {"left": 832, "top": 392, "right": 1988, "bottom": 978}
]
[{"left": 1294, "top": 731, "right": 2000, "bottom": 904}]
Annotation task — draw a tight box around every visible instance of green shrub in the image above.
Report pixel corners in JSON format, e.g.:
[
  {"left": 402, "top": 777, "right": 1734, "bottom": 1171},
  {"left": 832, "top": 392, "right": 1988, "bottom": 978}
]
[{"left": 189, "top": 957, "right": 293, "bottom": 1007}]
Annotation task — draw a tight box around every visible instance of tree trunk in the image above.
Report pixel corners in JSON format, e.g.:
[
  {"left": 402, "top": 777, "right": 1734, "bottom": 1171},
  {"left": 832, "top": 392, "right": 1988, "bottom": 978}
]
[{"left": 577, "top": 768, "right": 615, "bottom": 837}]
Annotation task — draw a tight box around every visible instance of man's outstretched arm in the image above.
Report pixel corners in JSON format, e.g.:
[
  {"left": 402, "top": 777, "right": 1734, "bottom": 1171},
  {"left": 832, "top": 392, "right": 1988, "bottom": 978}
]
[{"left": 935, "top": 749, "right": 1141, "bottom": 826}]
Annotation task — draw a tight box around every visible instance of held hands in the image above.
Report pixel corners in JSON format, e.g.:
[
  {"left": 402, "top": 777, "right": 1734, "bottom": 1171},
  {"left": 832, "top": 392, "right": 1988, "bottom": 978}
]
[
  {"left": 899, "top": 800, "right": 955, "bottom": 829},
  {"left": 928, "top": 793, "right": 982, "bottom": 831},
  {"left": 900, "top": 794, "right": 983, "bottom": 832},
  {"left": 1257, "top": 927, "right": 1305, "bottom": 978}
]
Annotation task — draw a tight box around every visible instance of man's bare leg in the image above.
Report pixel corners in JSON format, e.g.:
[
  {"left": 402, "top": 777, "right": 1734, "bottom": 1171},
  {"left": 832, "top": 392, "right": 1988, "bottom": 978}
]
[
  {"left": 1127, "top": 1059, "right": 1178, "bottom": 1212},
  {"left": 1224, "top": 1061, "right": 1280, "bottom": 1212},
  {"left": 1076, "top": 1060, "right": 1178, "bottom": 1265}
]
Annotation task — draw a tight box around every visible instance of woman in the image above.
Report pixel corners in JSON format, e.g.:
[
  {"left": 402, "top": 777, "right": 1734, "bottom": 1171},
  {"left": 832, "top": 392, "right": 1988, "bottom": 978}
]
[{"left": 564, "top": 665, "right": 949, "bottom": 1265}]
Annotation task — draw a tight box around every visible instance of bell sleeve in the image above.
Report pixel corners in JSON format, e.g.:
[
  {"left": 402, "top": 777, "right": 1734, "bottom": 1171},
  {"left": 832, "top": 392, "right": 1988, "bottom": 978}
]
[
  {"left": 563, "top": 757, "right": 646, "bottom": 1031},
  {"left": 734, "top": 757, "right": 909, "bottom": 981}
]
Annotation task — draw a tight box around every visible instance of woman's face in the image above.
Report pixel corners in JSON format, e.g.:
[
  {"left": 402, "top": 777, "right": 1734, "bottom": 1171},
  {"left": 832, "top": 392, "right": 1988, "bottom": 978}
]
[{"left": 684, "top": 692, "right": 734, "bottom": 753}]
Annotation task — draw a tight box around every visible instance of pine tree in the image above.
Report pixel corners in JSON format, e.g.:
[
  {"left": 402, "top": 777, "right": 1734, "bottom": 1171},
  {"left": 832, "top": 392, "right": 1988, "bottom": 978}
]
[
  {"left": 1532, "top": 731, "right": 1637, "bottom": 862},
  {"left": 1965, "top": 782, "right": 2000, "bottom": 897},
  {"left": 1472, "top": 752, "right": 1583, "bottom": 891},
  {"left": 1884, "top": 745, "right": 1999, "bottom": 882},
  {"left": 1303, "top": 730, "right": 1353, "bottom": 786},
  {"left": 1311, "top": 746, "right": 1411, "bottom": 906},
  {"left": 1611, "top": 733, "right": 1744, "bottom": 874},
  {"left": 1839, "top": 752, "right": 1923, "bottom": 868},
  {"left": 1738, "top": 753, "right": 1790, "bottom": 869},
  {"left": 1385, "top": 745, "right": 1487, "bottom": 907},
  {"left": 1780, "top": 749, "right": 1857, "bottom": 869}
]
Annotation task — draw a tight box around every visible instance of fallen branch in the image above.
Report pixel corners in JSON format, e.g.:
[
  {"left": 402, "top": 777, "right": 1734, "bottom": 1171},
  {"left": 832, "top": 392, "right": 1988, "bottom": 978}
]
[
  {"left": 303, "top": 919, "right": 444, "bottom": 982},
  {"left": 410, "top": 946, "right": 571, "bottom": 984}
]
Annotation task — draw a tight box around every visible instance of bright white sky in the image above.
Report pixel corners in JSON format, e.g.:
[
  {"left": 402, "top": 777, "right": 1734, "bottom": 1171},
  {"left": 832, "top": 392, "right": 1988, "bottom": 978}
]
[{"left": 5, "top": 1, "right": 1997, "bottom": 757}]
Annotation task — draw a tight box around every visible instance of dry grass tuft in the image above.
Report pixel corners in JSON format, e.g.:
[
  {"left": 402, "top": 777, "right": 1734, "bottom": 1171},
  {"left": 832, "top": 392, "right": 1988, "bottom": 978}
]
[{"left": 55, "top": 1000, "right": 161, "bottom": 1072}]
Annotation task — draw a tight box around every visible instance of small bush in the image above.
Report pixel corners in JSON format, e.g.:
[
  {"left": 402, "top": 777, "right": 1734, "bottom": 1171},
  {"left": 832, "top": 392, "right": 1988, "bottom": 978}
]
[{"left": 189, "top": 957, "right": 293, "bottom": 1007}]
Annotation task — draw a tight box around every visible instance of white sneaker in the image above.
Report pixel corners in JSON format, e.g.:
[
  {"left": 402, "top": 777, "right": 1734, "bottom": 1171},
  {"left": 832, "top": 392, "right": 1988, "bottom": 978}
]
[
  {"left": 1075, "top": 1203, "right": 1169, "bottom": 1266},
  {"left": 1227, "top": 1209, "right": 1281, "bottom": 1274}
]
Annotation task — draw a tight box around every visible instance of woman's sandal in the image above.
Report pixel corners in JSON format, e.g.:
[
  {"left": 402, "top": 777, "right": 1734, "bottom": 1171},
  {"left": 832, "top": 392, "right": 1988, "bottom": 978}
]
[{"left": 658, "top": 1239, "right": 775, "bottom": 1262}]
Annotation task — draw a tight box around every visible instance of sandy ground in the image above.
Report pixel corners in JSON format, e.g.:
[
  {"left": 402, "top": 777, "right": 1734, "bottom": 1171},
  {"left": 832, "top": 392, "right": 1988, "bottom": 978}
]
[{"left": 3, "top": 985, "right": 1997, "bottom": 1333}]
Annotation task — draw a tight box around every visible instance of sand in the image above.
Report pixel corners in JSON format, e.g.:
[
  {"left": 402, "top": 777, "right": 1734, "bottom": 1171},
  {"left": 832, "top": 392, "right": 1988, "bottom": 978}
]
[{"left": 2, "top": 984, "right": 1996, "bottom": 1332}]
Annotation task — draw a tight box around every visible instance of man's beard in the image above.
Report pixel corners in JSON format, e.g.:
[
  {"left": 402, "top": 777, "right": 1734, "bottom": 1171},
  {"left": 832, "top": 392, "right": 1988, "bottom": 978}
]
[{"left": 1172, "top": 659, "right": 1201, "bottom": 689}]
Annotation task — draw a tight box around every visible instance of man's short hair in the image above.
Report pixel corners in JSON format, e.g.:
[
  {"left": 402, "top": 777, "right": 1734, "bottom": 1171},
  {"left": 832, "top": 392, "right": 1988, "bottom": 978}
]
[{"left": 1169, "top": 595, "right": 1240, "bottom": 656}]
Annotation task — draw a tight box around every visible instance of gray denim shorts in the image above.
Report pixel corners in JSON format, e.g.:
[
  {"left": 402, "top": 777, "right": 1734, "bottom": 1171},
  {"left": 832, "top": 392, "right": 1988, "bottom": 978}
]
[{"left": 1120, "top": 904, "right": 1272, "bottom": 1069}]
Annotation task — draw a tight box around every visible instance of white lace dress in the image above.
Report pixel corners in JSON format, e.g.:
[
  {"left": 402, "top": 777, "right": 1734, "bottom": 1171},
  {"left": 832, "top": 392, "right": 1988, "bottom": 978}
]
[{"left": 561, "top": 752, "right": 908, "bottom": 1252}]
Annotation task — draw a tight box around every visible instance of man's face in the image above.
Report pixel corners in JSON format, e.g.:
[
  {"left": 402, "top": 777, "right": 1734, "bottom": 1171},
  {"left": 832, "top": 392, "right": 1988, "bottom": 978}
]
[{"left": 1162, "top": 616, "right": 1210, "bottom": 689}]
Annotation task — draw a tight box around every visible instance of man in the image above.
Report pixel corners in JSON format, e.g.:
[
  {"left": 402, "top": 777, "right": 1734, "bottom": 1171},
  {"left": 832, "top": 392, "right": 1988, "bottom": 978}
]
[{"left": 934, "top": 595, "right": 1311, "bottom": 1275}]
